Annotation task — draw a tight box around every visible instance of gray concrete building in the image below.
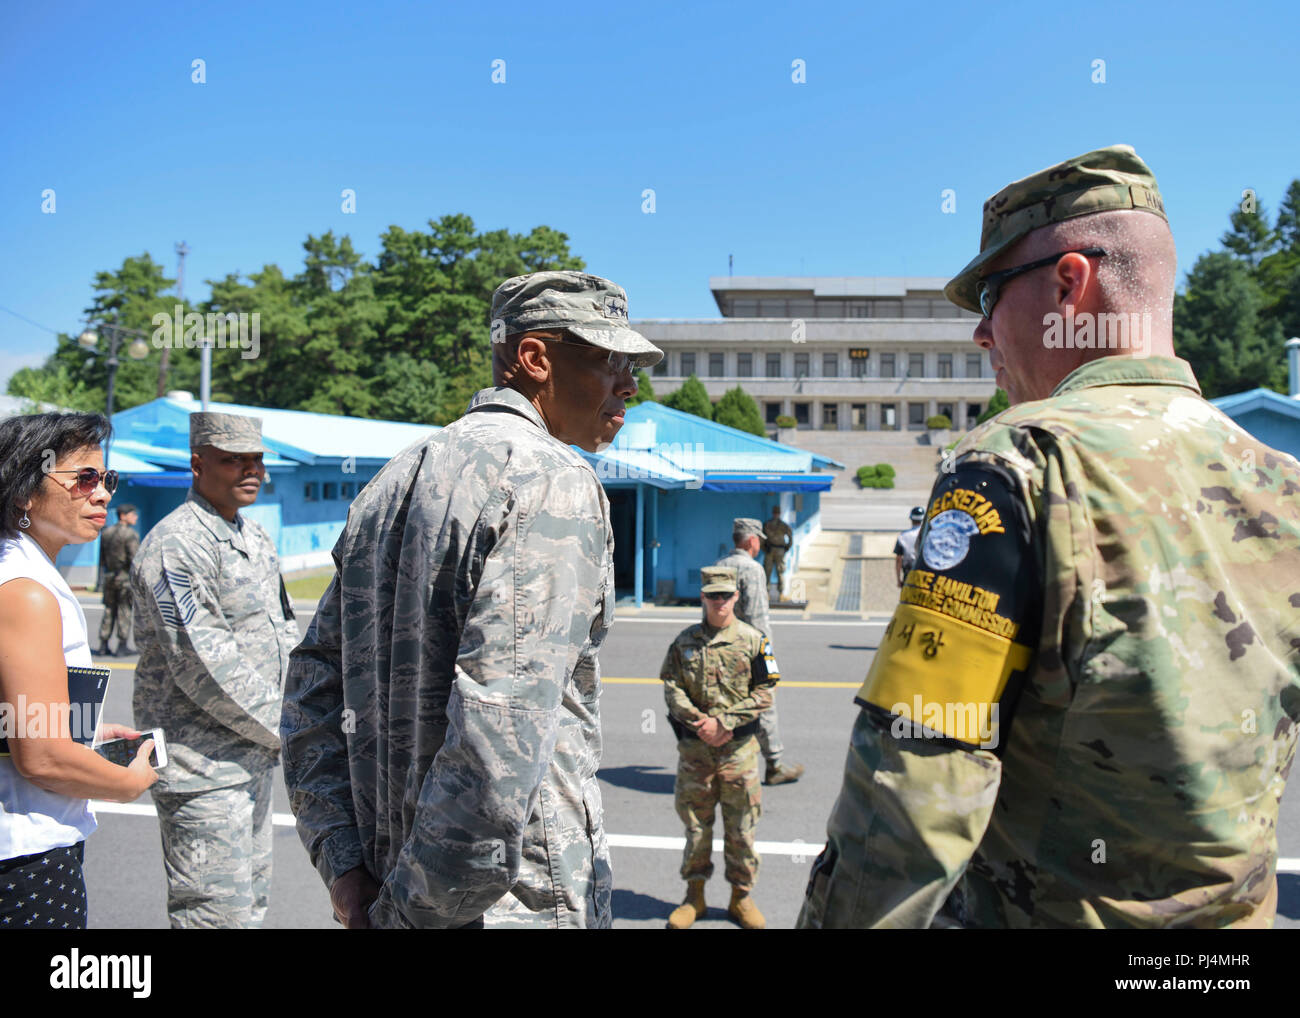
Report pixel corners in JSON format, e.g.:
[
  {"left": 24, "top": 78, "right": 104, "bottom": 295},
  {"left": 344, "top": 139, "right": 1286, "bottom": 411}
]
[{"left": 636, "top": 276, "right": 996, "bottom": 431}]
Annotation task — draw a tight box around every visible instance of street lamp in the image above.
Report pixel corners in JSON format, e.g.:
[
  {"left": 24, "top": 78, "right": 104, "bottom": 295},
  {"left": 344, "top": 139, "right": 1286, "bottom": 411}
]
[{"left": 75, "top": 321, "right": 150, "bottom": 462}]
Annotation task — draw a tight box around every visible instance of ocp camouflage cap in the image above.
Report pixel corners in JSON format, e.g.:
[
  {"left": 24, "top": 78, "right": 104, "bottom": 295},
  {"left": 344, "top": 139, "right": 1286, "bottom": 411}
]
[
  {"left": 700, "top": 566, "right": 738, "bottom": 594},
  {"left": 944, "top": 144, "right": 1168, "bottom": 314},
  {"left": 189, "top": 411, "right": 264, "bottom": 453},
  {"left": 490, "top": 271, "right": 664, "bottom": 368},
  {"left": 733, "top": 517, "right": 763, "bottom": 539}
]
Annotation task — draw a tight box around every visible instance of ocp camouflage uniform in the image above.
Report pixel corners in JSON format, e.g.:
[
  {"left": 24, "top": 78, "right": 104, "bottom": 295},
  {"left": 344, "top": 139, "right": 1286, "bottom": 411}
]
[
  {"left": 715, "top": 545, "right": 785, "bottom": 768},
  {"left": 799, "top": 354, "right": 1300, "bottom": 929},
  {"left": 762, "top": 515, "right": 792, "bottom": 590},
  {"left": 98, "top": 518, "right": 139, "bottom": 648},
  {"left": 132, "top": 489, "right": 298, "bottom": 928},
  {"left": 662, "top": 618, "right": 779, "bottom": 890},
  {"left": 281, "top": 387, "right": 618, "bottom": 929}
]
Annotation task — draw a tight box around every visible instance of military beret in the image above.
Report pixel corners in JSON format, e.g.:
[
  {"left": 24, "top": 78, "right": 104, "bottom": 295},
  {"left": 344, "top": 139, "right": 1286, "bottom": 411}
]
[
  {"left": 945, "top": 144, "right": 1167, "bottom": 314},
  {"left": 189, "top": 411, "right": 264, "bottom": 453},
  {"left": 490, "top": 271, "right": 664, "bottom": 368},
  {"left": 700, "top": 566, "right": 738, "bottom": 594}
]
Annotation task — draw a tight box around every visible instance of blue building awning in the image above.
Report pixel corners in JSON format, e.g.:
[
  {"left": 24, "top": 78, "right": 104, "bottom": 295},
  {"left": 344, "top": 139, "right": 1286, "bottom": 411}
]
[
  {"left": 699, "top": 472, "right": 834, "bottom": 492},
  {"left": 123, "top": 471, "right": 195, "bottom": 488}
]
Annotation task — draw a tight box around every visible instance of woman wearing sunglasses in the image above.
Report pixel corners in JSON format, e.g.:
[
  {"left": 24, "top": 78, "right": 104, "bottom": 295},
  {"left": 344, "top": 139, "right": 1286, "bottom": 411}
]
[{"left": 0, "top": 412, "right": 158, "bottom": 928}]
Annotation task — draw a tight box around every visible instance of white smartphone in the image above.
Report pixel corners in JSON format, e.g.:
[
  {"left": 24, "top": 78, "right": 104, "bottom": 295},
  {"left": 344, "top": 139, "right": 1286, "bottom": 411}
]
[{"left": 95, "top": 728, "right": 167, "bottom": 769}]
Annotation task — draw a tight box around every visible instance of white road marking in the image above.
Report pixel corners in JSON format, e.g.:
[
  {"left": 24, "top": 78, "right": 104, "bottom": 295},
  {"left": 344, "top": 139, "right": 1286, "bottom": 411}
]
[{"left": 85, "top": 802, "right": 1300, "bottom": 872}]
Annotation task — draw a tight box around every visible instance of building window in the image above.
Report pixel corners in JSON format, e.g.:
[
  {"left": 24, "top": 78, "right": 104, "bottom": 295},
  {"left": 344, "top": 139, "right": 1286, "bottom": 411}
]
[
  {"left": 938, "top": 403, "right": 954, "bottom": 423},
  {"left": 794, "top": 352, "right": 809, "bottom": 378},
  {"left": 851, "top": 357, "right": 867, "bottom": 378},
  {"left": 816, "top": 300, "right": 844, "bottom": 318},
  {"left": 708, "top": 352, "right": 724, "bottom": 377},
  {"left": 875, "top": 299, "right": 903, "bottom": 317},
  {"left": 340, "top": 482, "right": 355, "bottom": 498},
  {"left": 880, "top": 403, "right": 898, "bottom": 430},
  {"left": 938, "top": 354, "right": 953, "bottom": 379},
  {"left": 794, "top": 402, "right": 810, "bottom": 427},
  {"left": 303, "top": 482, "right": 318, "bottom": 502},
  {"left": 846, "top": 301, "right": 869, "bottom": 317},
  {"left": 759, "top": 299, "right": 786, "bottom": 316},
  {"left": 323, "top": 482, "right": 339, "bottom": 500},
  {"left": 765, "top": 353, "right": 781, "bottom": 378},
  {"left": 680, "top": 352, "right": 696, "bottom": 377},
  {"left": 733, "top": 300, "right": 759, "bottom": 317},
  {"left": 765, "top": 402, "right": 781, "bottom": 424},
  {"left": 822, "top": 404, "right": 838, "bottom": 429},
  {"left": 966, "top": 402, "right": 982, "bottom": 428},
  {"left": 737, "top": 352, "right": 753, "bottom": 377},
  {"left": 966, "top": 353, "right": 983, "bottom": 378},
  {"left": 653, "top": 356, "right": 668, "bottom": 377},
  {"left": 851, "top": 403, "right": 866, "bottom": 430},
  {"left": 908, "top": 353, "right": 924, "bottom": 378},
  {"left": 823, "top": 353, "right": 839, "bottom": 378},
  {"left": 880, "top": 353, "right": 896, "bottom": 378},
  {"left": 789, "top": 300, "right": 816, "bottom": 319},
  {"left": 908, "top": 403, "right": 927, "bottom": 430}
]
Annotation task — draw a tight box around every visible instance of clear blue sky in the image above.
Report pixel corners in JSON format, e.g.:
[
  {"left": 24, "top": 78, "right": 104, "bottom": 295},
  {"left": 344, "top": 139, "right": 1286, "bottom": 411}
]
[{"left": 2, "top": 0, "right": 1297, "bottom": 390}]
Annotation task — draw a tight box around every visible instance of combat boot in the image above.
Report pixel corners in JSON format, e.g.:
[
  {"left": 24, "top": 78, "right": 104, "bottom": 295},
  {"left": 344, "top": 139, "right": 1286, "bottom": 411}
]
[
  {"left": 727, "top": 886, "right": 765, "bottom": 929},
  {"left": 764, "top": 761, "right": 805, "bottom": 786},
  {"left": 666, "top": 880, "right": 707, "bottom": 929}
]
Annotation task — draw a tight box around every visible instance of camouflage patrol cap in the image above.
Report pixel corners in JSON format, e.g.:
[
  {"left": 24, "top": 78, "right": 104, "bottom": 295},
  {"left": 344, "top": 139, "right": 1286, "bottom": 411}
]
[
  {"left": 944, "top": 145, "right": 1168, "bottom": 314},
  {"left": 700, "top": 566, "right": 738, "bottom": 594},
  {"left": 733, "top": 517, "right": 763, "bottom": 539},
  {"left": 189, "top": 411, "right": 264, "bottom": 453},
  {"left": 490, "top": 271, "right": 664, "bottom": 368}
]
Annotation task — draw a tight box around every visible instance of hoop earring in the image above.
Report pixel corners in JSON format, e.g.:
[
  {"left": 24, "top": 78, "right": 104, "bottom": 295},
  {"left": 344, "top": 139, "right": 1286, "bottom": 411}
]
[{"left": 18, "top": 511, "right": 31, "bottom": 529}]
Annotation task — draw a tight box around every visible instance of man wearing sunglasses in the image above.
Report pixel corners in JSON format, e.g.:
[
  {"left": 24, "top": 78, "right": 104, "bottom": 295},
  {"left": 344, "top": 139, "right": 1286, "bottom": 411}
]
[
  {"left": 283, "top": 271, "right": 662, "bottom": 928},
  {"left": 131, "top": 412, "right": 300, "bottom": 928},
  {"left": 801, "top": 145, "right": 1300, "bottom": 929}
]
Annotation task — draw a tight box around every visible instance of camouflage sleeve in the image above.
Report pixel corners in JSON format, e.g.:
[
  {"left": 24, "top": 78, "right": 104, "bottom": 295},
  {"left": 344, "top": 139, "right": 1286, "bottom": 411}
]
[
  {"left": 141, "top": 537, "right": 282, "bottom": 751},
  {"left": 125, "top": 528, "right": 140, "bottom": 563},
  {"left": 661, "top": 643, "right": 704, "bottom": 724},
  {"left": 716, "top": 635, "right": 778, "bottom": 730},
  {"left": 367, "top": 466, "right": 609, "bottom": 929},
  {"left": 798, "top": 460, "right": 1040, "bottom": 928},
  {"left": 281, "top": 568, "right": 365, "bottom": 889},
  {"left": 741, "top": 568, "right": 770, "bottom": 637}
]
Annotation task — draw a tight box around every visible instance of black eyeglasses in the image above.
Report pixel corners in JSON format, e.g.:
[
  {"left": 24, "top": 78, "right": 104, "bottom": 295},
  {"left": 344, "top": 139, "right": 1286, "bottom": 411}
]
[
  {"left": 49, "top": 468, "right": 118, "bottom": 495},
  {"left": 703, "top": 592, "right": 734, "bottom": 601},
  {"left": 976, "top": 247, "right": 1106, "bottom": 320}
]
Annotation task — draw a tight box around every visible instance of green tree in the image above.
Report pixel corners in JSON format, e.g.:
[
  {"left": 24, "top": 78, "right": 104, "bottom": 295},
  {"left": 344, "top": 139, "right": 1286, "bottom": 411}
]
[
  {"left": 626, "top": 369, "right": 655, "bottom": 407},
  {"left": 6, "top": 363, "right": 99, "bottom": 412},
  {"left": 975, "top": 388, "right": 1009, "bottom": 424},
  {"left": 661, "top": 374, "right": 713, "bottom": 420},
  {"left": 1173, "top": 252, "right": 1285, "bottom": 397},
  {"left": 712, "top": 385, "right": 765, "bottom": 436},
  {"left": 1221, "top": 201, "right": 1276, "bottom": 268}
]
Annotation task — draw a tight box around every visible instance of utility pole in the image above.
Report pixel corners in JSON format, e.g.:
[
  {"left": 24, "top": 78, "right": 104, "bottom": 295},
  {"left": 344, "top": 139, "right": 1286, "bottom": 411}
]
[{"left": 159, "top": 241, "right": 189, "bottom": 398}]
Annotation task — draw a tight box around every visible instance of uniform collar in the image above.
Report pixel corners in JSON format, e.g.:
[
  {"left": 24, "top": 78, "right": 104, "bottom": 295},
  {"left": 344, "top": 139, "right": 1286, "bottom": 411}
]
[
  {"left": 1049, "top": 355, "right": 1202, "bottom": 398},
  {"left": 465, "top": 386, "right": 552, "bottom": 435},
  {"left": 185, "top": 488, "right": 247, "bottom": 551},
  {"left": 697, "top": 619, "right": 739, "bottom": 644}
]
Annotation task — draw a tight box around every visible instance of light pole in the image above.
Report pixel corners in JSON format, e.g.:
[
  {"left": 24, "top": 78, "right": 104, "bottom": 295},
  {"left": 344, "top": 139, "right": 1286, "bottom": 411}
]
[{"left": 76, "top": 321, "right": 150, "bottom": 463}]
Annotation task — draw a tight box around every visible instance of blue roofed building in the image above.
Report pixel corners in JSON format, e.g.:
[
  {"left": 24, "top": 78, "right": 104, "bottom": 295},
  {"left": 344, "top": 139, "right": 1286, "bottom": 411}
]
[
  {"left": 57, "top": 391, "right": 842, "bottom": 605},
  {"left": 1210, "top": 338, "right": 1300, "bottom": 462}
]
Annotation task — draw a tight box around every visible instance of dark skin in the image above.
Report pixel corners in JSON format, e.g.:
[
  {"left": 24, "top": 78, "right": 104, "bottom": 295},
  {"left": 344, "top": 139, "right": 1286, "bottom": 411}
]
[
  {"left": 191, "top": 446, "right": 265, "bottom": 522},
  {"left": 330, "top": 330, "right": 638, "bottom": 929}
]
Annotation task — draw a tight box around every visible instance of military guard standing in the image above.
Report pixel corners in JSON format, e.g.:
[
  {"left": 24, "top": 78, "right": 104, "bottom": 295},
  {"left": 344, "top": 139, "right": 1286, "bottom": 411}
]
[
  {"left": 716, "top": 517, "right": 803, "bottom": 785},
  {"left": 761, "top": 506, "right": 792, "bottom": 597},
  {"left": 662, "top": 566, "right": 779, "bottom": 930},
  {"left": 131, "top": 412, "right": 299, "bottom": 928},
  {"left": 800, "top": 145, "right": 1300, "bottom": 929},
  {"left": 282, "top": 271, "right": 661, "bottom": 928},
  {"left": 97, "top": 502, "right": 139, "bottom": 656}
]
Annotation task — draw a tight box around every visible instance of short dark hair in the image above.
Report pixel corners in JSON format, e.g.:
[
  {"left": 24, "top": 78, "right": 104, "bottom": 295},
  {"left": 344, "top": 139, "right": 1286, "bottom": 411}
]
[{"left": 0, "top": 412, "right": 112, "bottom": 540}]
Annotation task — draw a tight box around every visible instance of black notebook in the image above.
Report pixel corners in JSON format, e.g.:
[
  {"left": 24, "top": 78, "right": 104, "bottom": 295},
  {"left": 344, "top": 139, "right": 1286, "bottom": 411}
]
[{"left": 0, "top": 666, "right": 111, "bottom": 756}]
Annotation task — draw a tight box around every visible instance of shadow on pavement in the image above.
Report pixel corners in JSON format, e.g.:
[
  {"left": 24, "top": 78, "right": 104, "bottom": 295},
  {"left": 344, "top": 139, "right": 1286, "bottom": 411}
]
[
  {"left": 599, "top": 765, "right": 675, "bottom": 795},
  {"left": 612, "top": 887, "right": 676, "bottom": 922}
]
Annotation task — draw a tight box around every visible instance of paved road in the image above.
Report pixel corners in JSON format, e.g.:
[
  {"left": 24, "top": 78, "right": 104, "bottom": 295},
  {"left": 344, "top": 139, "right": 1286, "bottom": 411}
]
[{"left": 78, "top": 601, "right": 1300, "bottom": 929}]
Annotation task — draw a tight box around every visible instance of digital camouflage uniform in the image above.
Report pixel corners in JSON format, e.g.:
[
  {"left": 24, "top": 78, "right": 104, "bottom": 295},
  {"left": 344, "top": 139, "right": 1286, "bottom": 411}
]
[
  {"left": 98, "top": 515, "right": 139, "bottom": 649},
  {"left": 762, "top": 514, "right": 792, "bottom": 591},
  {"left": 282, "top": 272, "right": 662, "bottom": 929},
  {"left": 662, "top": 589, "right": 779, "bottom": 891},
  {"left": 800, "top": 146, "right": 1300, "bottom": 929},
  {"left": 717, "top": 519, "right": 786, "bottom": 770},
  {"left": 131, "top": 415, "right": 298, "bottom": 929}
]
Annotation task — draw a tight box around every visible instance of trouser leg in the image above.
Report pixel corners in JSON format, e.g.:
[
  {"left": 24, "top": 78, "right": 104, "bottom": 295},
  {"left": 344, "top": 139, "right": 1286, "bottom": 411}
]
[
  {"left": 718, "top": 735, "right": 761, "bottom": 891},
  {"left": 757, "top": 696, "right": 783, "bottom": 767},
  {"left": 675, "top": 739, "right": 718, "bottom": 883}
]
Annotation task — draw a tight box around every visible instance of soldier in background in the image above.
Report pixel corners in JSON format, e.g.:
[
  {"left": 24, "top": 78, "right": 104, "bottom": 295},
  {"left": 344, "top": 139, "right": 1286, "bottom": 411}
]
[
  {"left": 97, "top": 502, "right": 139, "bottom": 656},
  {"left": 662, "top": 566, "right": 778, "bottom": 930},
  {"left": 282, "top": 271, "right": 661, "bottom": 928},
  {"left": 131, "top": 412, "right": 299, "bottom": 928},
  {"left": 716, "top": 517, "right": 803, "bottom": 785},
  {"left": 800, "top": 145, "right": 1300, "bottom": 929},
  {"left": 892, "top": 506, "right": 925, "bottom": 588},
  {"left": 761, "top": 506, "right": 792, "bottom": 598}
]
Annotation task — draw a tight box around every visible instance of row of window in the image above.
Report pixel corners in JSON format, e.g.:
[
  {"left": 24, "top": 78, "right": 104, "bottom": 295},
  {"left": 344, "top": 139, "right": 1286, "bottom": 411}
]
[
  {"left": 764, "top": 401, "right": 983, "bottom": 430},
  {"left": 719, "top": 298, "right": 978, "bottom": 320},
  {"left": 303, "top": 481, "right": 360, "bottom": 502},
  {"left": 654, "top": 351, "right": 985, "bottom": 379}
]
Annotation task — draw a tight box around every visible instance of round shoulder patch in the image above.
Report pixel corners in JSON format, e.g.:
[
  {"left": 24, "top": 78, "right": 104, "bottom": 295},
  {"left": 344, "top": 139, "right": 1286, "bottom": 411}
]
[{"left": 922, "top": 509, "right": 980, "bottom": 570}]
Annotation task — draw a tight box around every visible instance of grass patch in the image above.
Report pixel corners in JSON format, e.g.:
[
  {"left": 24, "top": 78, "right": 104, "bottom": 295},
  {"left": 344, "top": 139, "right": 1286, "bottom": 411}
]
[{"left": 284, "top": 569, "right": 334, "bottom": 603}]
